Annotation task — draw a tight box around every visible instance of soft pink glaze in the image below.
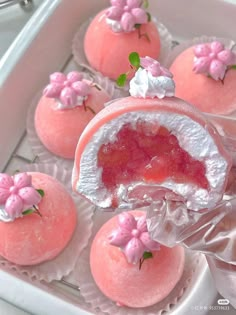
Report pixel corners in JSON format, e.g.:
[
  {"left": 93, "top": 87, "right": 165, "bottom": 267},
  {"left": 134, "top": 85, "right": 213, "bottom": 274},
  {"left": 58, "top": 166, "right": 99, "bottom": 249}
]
[
  {"left": 170, "top": 46, "right": 236, "bottom": 115},
  {"left": 90, "top": 211, "right": 185, "bottom": 308},
  {"left": 84, "top": 10, "right": 160, "bottom": 80},
  {"left": 35, "top": 83, "right": 110, "bottom": 159},
  {"left": 0, "top": 172, "right": 77, "bottom": 266}
]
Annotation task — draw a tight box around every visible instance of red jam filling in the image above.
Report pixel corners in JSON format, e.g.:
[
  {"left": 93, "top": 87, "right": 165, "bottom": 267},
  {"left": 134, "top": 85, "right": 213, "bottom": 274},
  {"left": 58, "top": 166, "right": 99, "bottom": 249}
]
[{"left": 98, "top": 123, "right": 208, "bottom": 190}]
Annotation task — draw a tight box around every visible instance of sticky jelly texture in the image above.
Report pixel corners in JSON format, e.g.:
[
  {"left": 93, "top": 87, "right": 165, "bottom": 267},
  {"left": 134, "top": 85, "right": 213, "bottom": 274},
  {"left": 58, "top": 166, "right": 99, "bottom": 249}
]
[{"left": 98, "top": 123, "right": 208, "bottom": 190}]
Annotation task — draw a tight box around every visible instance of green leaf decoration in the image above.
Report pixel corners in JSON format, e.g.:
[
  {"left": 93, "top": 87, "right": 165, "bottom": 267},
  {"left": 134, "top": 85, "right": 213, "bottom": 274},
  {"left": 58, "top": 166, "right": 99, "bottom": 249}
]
[
  {"left": 129, "top": 52, "right": 140, "bottom": 69},
  {"left": 37, "top": 189, "right": 45, "bottom": 197},
  {"left": 146, "top": 12, "right": 151, "bottom": 22},
  {"left": 143, "top": 251, "right": 153, "bottom": 260},
  {"left": 134, "top": 23, "right": 141, "bottom": 29},
  {"left": 116, "top": 73, "right": 127, "bottom": 87},
  {"left": 22, "top": 209, "right": 35, "bottom": 216},
  {"left": 143, "top": 0, "right": 149, "bottom": 9},
  {"left": 231, "top": 65, "right": 236, "bottom": 70}
]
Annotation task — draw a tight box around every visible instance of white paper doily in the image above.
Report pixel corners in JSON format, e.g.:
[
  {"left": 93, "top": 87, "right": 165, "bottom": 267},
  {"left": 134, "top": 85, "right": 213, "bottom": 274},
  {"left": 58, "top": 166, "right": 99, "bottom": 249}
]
[{"left": 0, "top": 163, "right": 95, "bottom": 282}]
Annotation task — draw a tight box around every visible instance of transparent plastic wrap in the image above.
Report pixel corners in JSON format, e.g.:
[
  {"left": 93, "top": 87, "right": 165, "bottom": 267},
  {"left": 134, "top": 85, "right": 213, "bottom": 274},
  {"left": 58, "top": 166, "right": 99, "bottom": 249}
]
[{"left": 146, "top": 166, "right": 236, "bottom": 308}]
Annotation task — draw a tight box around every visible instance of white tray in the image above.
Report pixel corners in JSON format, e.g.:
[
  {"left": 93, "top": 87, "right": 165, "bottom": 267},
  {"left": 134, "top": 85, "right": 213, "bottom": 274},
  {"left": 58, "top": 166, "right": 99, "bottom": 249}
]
[{"left": 0, "top": 0, "right": 236, "bottom": 314}]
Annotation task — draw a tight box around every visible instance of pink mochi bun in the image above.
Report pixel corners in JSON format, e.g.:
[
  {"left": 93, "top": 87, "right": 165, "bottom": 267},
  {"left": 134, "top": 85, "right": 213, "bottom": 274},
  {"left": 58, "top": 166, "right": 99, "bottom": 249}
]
[
  {"left": 84, "top": 9, "right": 161, "bottom": 80},
  {"left": 35, "top": 77, "right": 110, "bottom": 159},
  {"left": 0, "top": 172, "right": 77, "bottom": 266},
  {"left": 90, "top": 210, "right": 185, "bottom": 308},
  {"left": 170, "top": 44, "right": 236, "bottom": 115}
]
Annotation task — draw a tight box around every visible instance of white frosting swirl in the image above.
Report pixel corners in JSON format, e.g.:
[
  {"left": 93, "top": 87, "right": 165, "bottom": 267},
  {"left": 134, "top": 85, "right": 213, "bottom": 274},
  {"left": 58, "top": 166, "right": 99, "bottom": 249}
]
[
  {"left": 129, "top": 68, "right": 175, "bottom": 99},
  {"left": 106, "top": 18, "right": 124, "bottom": 33}
]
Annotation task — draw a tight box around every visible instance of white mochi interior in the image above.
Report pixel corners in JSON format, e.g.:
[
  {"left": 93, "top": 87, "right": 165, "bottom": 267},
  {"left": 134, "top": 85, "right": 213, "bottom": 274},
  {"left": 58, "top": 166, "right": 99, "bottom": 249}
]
[{"left": 75, "top": 111, "right": 228, "bottom": 211}]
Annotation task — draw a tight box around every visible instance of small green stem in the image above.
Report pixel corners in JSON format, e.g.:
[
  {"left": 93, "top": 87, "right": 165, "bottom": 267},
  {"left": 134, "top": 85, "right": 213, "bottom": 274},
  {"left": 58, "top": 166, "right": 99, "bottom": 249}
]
[{"left": 33, "top": 205, "right": 42, "bottom": 217}]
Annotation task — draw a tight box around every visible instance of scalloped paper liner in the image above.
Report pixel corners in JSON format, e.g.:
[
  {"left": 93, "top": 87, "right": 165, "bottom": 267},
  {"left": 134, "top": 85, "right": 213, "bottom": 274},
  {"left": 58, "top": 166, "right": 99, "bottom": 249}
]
[
  {"left": 26, "top": 71, "right": 121, "bottom": 167},
  {"left": 72, "top": 16, "right": 172, "bottom": 75},
  {"left": 166, "top": 35, "right": 236, "bottom": 68},
  {"left": 0, "top": 163, "right": 95, "bottom": 282},
  {"left": 64, "top": 209, "right": 205, "bottom": 315}
]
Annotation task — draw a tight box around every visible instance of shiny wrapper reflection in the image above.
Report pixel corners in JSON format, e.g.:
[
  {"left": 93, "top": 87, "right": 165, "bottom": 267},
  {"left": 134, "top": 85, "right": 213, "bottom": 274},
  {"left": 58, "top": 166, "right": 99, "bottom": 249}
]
[{"left": 146, "top": 169, "right": 236, "bottom": 308}]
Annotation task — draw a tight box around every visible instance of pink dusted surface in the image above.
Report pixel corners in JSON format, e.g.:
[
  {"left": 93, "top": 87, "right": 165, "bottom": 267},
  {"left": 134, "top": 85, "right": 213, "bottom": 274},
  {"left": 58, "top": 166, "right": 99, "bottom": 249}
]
[
  {"left": 170, "top": 46, "right": 236, "bottom": 115},
  {"left": 0, "top": 172, "right": 77, "bottom": 266},
  {"left": 84, "top": 10, "right": 161, "bottom": 80},
  {"left": 73, "top": 96, "right": 231, "bottom": 193},
  {"left": 34, "top": 81, "right": 110, "bottom": 159},
  {"left": 90, "top": 210, "right": 185, "bottom": 308}
]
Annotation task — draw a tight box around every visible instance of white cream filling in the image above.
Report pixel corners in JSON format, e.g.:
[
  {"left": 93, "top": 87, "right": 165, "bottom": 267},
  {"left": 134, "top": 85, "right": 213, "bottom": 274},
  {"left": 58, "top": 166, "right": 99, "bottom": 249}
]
[
  {"left": 106, "top": 18, "right": 126, "bottom": 33},
  {"left": 54, "top": 96, "right": 88, "bottom": 110},
  {"left": 129, "top": 68, "right": 175, "bottom": 99},
  {"left": 76, "top": 111, "right": 228, "bottom": 211},
  {"left": 0, "top": 206, "right": 14, "bottom": 222}
]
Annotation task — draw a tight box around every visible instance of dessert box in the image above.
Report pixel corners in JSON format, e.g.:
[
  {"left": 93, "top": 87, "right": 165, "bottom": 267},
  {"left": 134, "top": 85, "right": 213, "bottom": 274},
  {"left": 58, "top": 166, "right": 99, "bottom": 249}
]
[{"left": 0, "top": 0, "right": 236, "bottom": 314}]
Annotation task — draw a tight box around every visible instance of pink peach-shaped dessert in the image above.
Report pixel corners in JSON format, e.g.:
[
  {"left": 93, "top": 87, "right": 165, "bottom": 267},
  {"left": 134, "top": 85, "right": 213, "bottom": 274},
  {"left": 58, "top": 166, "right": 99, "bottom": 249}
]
[
  {"left": 72, "top": 94, "right": 232, "bottom": 211},
  {"left": 35, "top": 71, "right": 110, "bottom": 159},
  {"left": 169, "top": 41, "right": 236, "bottom": 115},
  {"left": 90, "top": 210, "right": 185, "bottom": 308},
  {"left": 84, "top": 6, "right": 160, "bottom": 80},
  {"left": 0, "top": 172, "right": 77, "bottom": 266}
]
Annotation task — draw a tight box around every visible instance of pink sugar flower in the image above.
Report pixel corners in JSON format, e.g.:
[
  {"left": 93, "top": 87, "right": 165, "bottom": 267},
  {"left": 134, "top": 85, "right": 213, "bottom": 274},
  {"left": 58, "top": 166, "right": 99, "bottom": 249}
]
[
  {"left": 106, "top": 0, "right": 148, "bottom": 33},
  {"left": 0, "top": 173, "right": 42, "bottom": 220},
  {"left": 109, "top": 212, "right": 160, "bottom": 264},
  {"left": 193, "top": 41, "right": 236, "bottom": 81},
  {"left": 43, "top": 71, "right": 91, "bottom": 108},
  {"left": 140, "top": 56, "right": 173, "bottom": 77}
]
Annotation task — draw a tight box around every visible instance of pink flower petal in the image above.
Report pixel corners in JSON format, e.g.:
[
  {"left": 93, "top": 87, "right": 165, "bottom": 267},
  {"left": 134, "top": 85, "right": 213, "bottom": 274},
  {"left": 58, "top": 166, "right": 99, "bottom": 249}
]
[
  {"left": 109, "top": 228, "right": 132, "bottom": 247},
  {"left": 0, "top": 174, "right": 13, "bottom": 189},
  {"left": 50, "top": 72, "right": 67, "bottom": 83},
  {"left": 160, "top": 66, "right": 173, "bottom": 78},
  {"left": 0, "top": 188, "right": 10, "bottom": 204},
  {"left": 194, "top": 44, "right": 211, "bottom": 57},
  {"left": 60, "top": 87, "right": 77, "bottom": 106},
  {"left": 132, "top": 8, "right": 148, "bottom": 24},
  {"left": 140, "top": 232, "right": 160, "bottom": 251},
  {"left": 140, "top": 56, "right": 157, "bottom": 68},
  {"left": 13, "top": 172, "right": 32, "bottom": 189},
  {"left": 43, "top": 83, "right": 63, "bottom": 98},
  {"left": 111, "top": 0, "right": 126, "bottom": 7},
  {"left": 18, "top": 187, "right": 41, "bottom": 206},
  {"left": 67, "top": 71, "right": 83, "bottom": 83},
  {"left": 137, "top": 214, "right": 147, "bottom": 233},
  {"left": 209, "top": 59, "right": 226, "bottom": 80},
  {"left": 118, "top": 212, "right": 137, "bottom": 231},
  {"left": 72, "top": 81, "right": 91, "bottom": 97},
  {"left": 127, "top": 0, "right": 142, "bottom": 9},
  {"left": 217, "top": 49, "right": 235, "bottom": 65},
  {"left": 106, "top": 6, "right": 123, "bottom": 20},
  {"left": 193, "top": 56, "right": 211, "bottom": 73},
  {"left": 124, "top": 238, "right": 145, "bottom": 264},
  {"left": 210, "top": 41, "right": 224, "bottom": 54},
  {"left": 121, "top": 12, "right": 135, "bottom": 32},
  {"left": 5, "top": 195, "right": 23, "bottom": 218}
]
